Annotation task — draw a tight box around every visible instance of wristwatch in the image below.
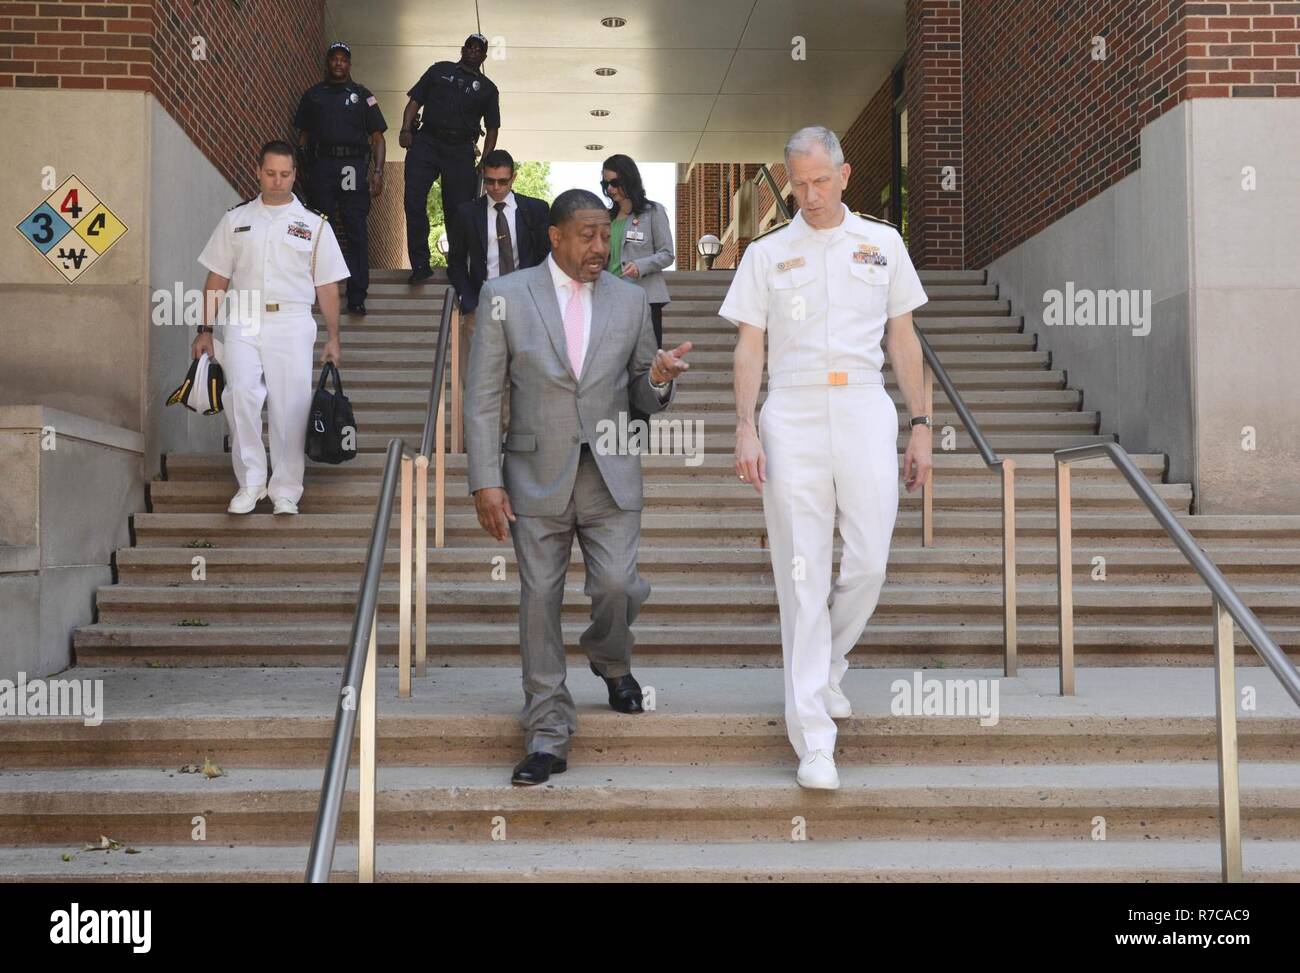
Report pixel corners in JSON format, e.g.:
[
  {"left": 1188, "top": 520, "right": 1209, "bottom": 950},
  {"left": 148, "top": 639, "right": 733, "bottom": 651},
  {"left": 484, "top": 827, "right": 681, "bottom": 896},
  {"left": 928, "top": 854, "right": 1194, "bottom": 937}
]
[
  {"left": 649, "top": 374, "right": 671, "bottom": 392},
  {"left": 196, "top": 325, "right": 214, "bottom": 334},
  {"left": 909, "top": 415, "right": 932, "bottom": 428}
]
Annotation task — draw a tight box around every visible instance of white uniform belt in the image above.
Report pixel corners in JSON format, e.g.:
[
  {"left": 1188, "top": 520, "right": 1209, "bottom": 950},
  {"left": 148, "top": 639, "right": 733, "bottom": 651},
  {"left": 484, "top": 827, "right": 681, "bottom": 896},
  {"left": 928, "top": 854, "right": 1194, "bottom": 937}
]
[{"left": 767, "top": 369, "right": 884, "bottom": 390}]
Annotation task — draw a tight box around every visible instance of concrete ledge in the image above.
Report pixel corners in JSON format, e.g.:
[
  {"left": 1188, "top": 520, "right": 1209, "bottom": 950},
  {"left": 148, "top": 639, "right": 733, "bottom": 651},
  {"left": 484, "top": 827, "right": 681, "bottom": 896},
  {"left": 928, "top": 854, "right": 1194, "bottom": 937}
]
[{"left": 0, "top": 406, "right": 144, "bottom": 455}]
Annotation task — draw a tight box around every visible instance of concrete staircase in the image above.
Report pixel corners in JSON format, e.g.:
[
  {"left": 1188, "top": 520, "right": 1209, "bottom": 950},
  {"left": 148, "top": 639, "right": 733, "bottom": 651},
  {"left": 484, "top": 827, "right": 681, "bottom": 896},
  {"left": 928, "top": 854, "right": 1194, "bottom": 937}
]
[{"left": 3, "top": 268, "right": 1298, "bottom": 881}]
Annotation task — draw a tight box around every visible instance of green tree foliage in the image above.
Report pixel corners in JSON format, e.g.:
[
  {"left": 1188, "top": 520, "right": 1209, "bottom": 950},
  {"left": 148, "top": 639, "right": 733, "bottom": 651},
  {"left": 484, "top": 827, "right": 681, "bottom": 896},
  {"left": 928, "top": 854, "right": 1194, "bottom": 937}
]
[{"left": 424, "top": 161, "right": 553, "bottom": 267}]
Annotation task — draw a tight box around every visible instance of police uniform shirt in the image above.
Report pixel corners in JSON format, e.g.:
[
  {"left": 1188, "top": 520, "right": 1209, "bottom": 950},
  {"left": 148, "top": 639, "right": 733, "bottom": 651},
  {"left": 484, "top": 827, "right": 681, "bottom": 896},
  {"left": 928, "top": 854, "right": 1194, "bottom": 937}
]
[
  {"left": 718, "top": 205, "right": 928, "bottom": 377},
  {"left": 198, "top": 193, "right": 351, "bottom": 305},
  {"left": 294, "top": 80, "right": 387, "bottom": 149},
  {"left": 407, "top": 60, "right": 500, "bottom": 136}
]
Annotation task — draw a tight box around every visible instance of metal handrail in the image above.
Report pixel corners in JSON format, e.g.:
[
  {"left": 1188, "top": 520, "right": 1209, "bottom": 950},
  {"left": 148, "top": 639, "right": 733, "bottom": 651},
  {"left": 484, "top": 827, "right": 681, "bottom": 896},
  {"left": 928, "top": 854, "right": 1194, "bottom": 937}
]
[
  {"left": 914, "top": 324, "right": 1019, "bottom": 675},
  {"left": 1053, "top": 440, "right": 1300, "bottom": 882},
  {"left": 756, "top": 164, "right": 792, "bottom": 222},
  {"left": 305, "top": 284, "right": 459, "bottom": 883}
]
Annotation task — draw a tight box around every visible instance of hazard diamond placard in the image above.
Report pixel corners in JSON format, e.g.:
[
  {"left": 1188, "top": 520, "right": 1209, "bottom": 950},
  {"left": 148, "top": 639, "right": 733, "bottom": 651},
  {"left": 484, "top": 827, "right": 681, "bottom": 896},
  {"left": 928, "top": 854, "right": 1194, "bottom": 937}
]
[{"left": 15, "top": 175, "right": 127, "bottom": 282}]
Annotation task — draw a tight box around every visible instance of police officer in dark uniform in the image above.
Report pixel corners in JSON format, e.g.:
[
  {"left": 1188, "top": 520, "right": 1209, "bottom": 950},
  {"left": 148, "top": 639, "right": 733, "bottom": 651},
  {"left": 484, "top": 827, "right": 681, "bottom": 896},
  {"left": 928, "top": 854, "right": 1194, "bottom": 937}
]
[
  {"left": 294, "top": 40, "right": 387, "bottom": 314},
  {"left": 400, "top": 33, "right": 500, "bottom": 285}
]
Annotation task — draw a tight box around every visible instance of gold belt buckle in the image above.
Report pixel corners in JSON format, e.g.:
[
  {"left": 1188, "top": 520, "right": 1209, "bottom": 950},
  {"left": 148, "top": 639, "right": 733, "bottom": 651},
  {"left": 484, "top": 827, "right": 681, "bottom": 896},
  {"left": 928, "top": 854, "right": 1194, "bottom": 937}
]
[
  {"left": 828, "top": 371, "right": 847, "bottom": 386},
  {"left": 265, "top": 303, "right": 279, "bottom": 312}
]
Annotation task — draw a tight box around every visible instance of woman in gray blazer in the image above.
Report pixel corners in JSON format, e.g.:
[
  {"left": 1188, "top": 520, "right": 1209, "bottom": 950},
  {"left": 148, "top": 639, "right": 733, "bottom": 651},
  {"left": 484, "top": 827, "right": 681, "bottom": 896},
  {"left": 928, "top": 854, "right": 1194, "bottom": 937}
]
[{"left": 601, "top": 153, "right": 674, "bottom": 347}]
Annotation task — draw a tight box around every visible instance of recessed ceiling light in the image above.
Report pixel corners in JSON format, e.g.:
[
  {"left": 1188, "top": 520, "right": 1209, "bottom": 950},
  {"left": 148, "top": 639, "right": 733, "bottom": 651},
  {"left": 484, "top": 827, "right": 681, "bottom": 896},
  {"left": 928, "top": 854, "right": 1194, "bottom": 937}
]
[
  {"left": 601, "top": 16, "right": 627, "bottom": 28},
  {"left": 594, "top": 67, "right": 617, "bottom": 76},
  {"left": 585, "top": 144, "right": 605, "bottom": 151},
  {"left": 589, "top": 109, "right": 610, "bottom": 117}
]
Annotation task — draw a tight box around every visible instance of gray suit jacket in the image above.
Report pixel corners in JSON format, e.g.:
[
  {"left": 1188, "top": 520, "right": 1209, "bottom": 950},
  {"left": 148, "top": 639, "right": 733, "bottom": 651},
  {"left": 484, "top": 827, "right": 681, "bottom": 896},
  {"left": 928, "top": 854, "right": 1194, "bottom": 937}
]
[
  {"left": 617, "top": 200, "right": 674, "bottom": 305},
  {"left": 465, "top": 261, "right": 677, "bottom": 516}
]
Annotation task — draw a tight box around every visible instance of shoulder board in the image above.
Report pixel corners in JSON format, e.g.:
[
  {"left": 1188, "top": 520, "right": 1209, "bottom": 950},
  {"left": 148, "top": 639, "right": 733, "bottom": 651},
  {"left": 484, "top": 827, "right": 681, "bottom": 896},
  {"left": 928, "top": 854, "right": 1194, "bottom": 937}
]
[
  {"left": 751, "top": 219, "right": 791, "bottom": 243},
  {"left": 225, "top": 196, "right": 257, "bottom": 213},
  {"left": 303, "top": 205, "right": 328, "bottom": 221},
  {"left": 854, "top": 211, "right": 897, "bottom": 229}
]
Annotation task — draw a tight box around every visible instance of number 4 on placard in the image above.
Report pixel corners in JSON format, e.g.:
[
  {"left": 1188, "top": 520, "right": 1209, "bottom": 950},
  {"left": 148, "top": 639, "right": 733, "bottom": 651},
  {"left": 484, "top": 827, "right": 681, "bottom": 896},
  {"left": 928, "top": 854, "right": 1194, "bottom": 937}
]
[{"left": 60, "top": 188, "right": 83, "bottom": 221}]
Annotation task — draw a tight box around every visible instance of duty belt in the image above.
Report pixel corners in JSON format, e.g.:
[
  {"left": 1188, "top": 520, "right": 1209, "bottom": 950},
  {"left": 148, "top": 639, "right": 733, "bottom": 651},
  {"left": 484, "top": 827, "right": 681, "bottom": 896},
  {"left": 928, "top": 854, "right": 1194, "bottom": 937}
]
[
  {"left": 767, "top": 369, "right": 885, "bottom": 390},
  {"left": 317, "top": 144, "right": 369, "bottom": 158},
  {"left": 424, "top": 127, "right": 475, "bottom": 144}
]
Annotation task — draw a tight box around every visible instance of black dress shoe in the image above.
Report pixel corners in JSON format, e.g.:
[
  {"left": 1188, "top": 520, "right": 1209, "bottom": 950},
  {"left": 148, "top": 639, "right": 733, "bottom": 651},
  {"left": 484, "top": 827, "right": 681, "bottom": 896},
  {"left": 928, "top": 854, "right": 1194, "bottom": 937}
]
[
  {"left": 407, "top": 266, "right": 433, "bottom": 285},
  {"left": 590, "top": 662, "right": 644, "bottom": 714},
  {"left": 511, "top": 752, "right": 567, "bottom": 786},
  {"left": 347, "top": 302, "right": 367, "bottom": 315}
]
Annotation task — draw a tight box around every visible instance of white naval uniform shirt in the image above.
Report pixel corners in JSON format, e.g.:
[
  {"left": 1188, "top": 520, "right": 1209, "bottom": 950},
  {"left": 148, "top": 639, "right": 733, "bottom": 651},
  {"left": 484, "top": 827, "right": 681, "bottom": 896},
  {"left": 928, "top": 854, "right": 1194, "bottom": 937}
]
[
  {"left": 486, "top": 191, "right": 518, "bottom": 280},
  {"left": 197, "top": 192, "right": 350, "bottom": 310},
  {"left": 718, "top": 205, "right": 928, "bottom": 380}
]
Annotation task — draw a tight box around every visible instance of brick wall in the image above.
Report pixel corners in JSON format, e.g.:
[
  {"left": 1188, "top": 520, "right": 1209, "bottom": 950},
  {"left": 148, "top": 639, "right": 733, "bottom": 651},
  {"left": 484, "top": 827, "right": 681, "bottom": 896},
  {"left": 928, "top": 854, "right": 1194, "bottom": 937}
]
[
  {"left": 904, "top": 0, "right": 962, "bottom": 269},
  {"left": 842, "top": 73, "right": 894, "bottom": 219},
  {"left": 368, "top": 160, "right": 406, "bottom": 270},
  {"left": 1185, "top": 1, "right": 1300, "bottom": 97},
  {"left": 963, "top": 0, "right": 1187, "bottom": 269},
  {"left": 0, "top": 0, "right": 326, "bottom": 199}
]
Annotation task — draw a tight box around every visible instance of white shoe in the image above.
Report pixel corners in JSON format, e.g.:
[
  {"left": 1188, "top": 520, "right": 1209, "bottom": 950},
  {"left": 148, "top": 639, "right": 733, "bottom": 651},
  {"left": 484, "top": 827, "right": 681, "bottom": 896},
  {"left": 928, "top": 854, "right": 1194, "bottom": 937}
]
[
  {"left": 227, "top": 487, "right": 267, "bottom": 514},
  {"left": 272, "top": 497, "right": 299, "bottom": 515},
  {"left": 827, "top": 683, "right": 852, "bottom": 719},
  {"left": 796, "top": 750, "right": 840, "bottom": 790}
]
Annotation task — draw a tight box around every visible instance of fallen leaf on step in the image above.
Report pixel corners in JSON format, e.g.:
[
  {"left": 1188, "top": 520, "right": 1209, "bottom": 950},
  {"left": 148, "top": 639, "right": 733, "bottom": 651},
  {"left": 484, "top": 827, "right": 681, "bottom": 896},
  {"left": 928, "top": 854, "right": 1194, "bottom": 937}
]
[
  {"left": 202, "top": 756, "right": 225, "bottom": 779},
  {"left": 83, "top": 835, "right": 122, "bottom": 852}
]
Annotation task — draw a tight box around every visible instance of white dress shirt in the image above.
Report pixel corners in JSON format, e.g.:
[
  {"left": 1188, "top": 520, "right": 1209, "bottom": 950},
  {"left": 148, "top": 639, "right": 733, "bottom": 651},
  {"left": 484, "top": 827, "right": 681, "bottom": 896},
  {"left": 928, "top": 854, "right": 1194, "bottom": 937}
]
[{"left": 486, "top": 191, "right": 519, "bottom": 280}]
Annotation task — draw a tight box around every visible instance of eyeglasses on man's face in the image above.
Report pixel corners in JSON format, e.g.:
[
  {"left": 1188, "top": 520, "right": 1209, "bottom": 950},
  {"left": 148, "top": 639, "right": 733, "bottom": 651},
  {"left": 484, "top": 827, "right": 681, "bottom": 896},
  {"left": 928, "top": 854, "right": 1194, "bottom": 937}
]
[{"left": 482, "top": 176, "right": 512, "bottom": 187}]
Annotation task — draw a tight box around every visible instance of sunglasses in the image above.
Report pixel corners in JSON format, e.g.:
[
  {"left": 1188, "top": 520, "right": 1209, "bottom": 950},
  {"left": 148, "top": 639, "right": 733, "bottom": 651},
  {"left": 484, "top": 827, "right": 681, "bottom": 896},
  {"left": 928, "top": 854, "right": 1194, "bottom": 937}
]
[
  {"left": 482, "top": 176, "right": 512, "bottom": 186},
  {"left": 600, "top": 177, "right": 622, "bottom": 191}
]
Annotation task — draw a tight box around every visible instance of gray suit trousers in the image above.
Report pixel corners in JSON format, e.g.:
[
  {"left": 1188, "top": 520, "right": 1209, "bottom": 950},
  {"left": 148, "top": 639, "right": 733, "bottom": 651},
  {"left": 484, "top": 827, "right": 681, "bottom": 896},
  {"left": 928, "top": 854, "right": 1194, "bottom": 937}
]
[{"left": 508, "top": 446, "right": 650, "bottom": 758}]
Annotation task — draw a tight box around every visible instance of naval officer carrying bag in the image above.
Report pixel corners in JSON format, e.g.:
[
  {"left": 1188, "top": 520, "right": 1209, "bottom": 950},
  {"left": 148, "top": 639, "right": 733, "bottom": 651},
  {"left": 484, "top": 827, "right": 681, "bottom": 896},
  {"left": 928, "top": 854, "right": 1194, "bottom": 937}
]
[{"left": 306, "top": 362, "right": 358, "bottom": 464}]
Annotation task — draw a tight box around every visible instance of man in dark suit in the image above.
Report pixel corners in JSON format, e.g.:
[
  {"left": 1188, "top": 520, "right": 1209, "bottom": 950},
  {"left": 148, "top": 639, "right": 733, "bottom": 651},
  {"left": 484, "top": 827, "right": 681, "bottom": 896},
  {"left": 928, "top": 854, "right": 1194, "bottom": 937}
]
[{"left": 446, "top": 148, "right": 551, "bottom": 315}]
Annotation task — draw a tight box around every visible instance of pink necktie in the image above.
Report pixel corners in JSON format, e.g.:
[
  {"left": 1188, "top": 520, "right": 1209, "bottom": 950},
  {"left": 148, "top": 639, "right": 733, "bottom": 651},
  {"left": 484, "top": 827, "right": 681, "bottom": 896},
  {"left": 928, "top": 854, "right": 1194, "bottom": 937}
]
[{"left": 564, "top": 279, "right": 585, "bottom": 377}]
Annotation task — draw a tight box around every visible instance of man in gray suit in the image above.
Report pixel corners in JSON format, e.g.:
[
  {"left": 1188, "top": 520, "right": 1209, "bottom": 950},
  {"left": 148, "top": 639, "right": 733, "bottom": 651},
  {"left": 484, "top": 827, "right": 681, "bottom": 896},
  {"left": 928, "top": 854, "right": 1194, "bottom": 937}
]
[{"left": 465, "top": 188, "right": 694, "bottom": 785}]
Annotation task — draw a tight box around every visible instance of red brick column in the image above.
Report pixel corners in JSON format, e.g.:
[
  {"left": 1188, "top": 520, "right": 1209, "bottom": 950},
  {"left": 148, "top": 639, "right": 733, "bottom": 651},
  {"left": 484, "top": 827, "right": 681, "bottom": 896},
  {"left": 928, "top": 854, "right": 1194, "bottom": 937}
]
[{"left": 904, "top": 0, "right": 963, "bottom": 269}]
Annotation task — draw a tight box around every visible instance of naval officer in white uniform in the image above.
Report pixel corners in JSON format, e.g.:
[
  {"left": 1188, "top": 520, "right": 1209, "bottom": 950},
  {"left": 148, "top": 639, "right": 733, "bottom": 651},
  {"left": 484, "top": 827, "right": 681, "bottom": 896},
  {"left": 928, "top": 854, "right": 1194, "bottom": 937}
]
[
  {"left": 192, "top": 139, "right": 351, "bottom": 515},
  {"left": 721, "top": 126, "right": 932, "bottom": 789}
]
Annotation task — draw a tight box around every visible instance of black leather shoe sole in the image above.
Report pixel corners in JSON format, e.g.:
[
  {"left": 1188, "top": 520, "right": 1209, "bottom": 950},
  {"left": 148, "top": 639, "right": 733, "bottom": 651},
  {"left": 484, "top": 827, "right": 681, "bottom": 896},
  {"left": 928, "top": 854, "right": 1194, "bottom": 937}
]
[
  {"left": 590, "top": 662, "right": 644, "bottom": 714},
  {"left": 511, "top": 759, "right": 567, "bottom": 787},
  {"left": 347, "top": 304, "right": 367, "bottom": 315},
  {"left": 407, "top": 269, "right": 433, "bottom": 285}
]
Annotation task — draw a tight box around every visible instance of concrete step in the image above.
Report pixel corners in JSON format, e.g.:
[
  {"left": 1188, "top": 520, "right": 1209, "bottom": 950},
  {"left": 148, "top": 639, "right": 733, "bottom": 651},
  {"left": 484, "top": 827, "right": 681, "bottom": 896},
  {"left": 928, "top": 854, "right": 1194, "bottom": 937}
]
[
  {"left": 309, "top": 367, "right": 1072, "bottom": 391},
  {"left": 4, "top": 761, "right": 1298, "bottom": 846},
  {"left": 6, "top": 667, "right": 1297, "bottom": 768},
  {"left": 161, "top": 450, "right": 1167, "bottom": 482},
  {"left": 111, "top": 545, "right": 1300, "bottom": 587},
  {"left": 147, "top": 479, "right": 1190, "bottom": 515},
  {"left": 11, "top": 837, "right": 1296, "bottom": 882},
  {"left": 126, "top": 511, "right": 1300, "bottom": 549},
  {"left": 328, "top": 314, "right": 1028, "bottom": 335},
  {"left": 90, "top": 581, "right": 1300, "bottom": 627},
  {"left": 72, "top": 620, "right": 1300, "bottom": 666}
]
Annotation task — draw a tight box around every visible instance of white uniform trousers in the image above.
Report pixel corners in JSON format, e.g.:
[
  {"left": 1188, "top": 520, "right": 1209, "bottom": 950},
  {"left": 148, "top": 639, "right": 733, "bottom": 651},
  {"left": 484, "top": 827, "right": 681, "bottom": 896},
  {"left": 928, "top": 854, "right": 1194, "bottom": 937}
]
[
  {"left": 218, "top": 309, "right": 316, "bottom": 504},
  {"left": 759, "top": 381, "right": 900, "bottom": 757}
]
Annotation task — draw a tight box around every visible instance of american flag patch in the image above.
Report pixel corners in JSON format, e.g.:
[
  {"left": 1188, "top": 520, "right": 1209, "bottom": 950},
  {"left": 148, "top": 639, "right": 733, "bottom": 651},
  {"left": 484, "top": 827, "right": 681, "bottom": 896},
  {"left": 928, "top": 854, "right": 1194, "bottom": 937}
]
[{"left": 366, "top": 95, "right": 377, "bottom": 107}]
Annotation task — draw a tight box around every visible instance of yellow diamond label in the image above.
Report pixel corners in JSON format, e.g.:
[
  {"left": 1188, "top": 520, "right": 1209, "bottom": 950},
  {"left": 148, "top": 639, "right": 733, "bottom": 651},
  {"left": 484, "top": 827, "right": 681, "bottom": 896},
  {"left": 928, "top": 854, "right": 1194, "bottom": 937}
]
[{"left": 74, "top": 203, "right": 127, "bottom": 254}]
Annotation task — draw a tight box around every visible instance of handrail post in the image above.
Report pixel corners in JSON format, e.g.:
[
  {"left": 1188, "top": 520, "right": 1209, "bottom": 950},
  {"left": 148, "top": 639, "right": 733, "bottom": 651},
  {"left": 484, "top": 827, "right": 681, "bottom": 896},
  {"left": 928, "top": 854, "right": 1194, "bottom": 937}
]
[
  {"left": 450, "top": 301, "right": 463, "bottom": 455},
  {"left": 1000, "top": 458, "right": 1018, "bottom": 677},
  {"left": 358, "top": 614, "right": 377, "bottom": 883},
  {"left": 1054, "top": 457, "right": 1075, "bottom": 695},
  {"left": 398, "top": 454, "right": 413, "bottom": 698},
  {"left": 920, "top": 361, "right": 934, "bottom": 547},
  {"left": 415, "top": 455, "right": 428, "bottom": 679},
  {"left": 435, "top": 379, "right": 446, "bottom": 549},
  {"left": 1213, "top": 595, "right": 1243, "bottom": 882}
]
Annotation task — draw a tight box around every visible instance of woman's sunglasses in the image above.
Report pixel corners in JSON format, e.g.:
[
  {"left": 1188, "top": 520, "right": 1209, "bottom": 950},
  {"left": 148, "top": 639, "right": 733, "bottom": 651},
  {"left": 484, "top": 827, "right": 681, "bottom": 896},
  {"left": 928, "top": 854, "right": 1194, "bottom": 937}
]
[{"left": 600, "top": 177, "right": 623, "bottom": 192}]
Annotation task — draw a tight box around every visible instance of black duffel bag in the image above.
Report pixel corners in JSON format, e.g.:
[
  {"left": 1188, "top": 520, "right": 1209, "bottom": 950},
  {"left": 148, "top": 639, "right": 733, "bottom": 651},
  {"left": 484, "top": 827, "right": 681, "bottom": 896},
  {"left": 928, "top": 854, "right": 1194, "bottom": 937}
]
[{"left": 306, "top": 362, "right": 357, "bottom": 464}]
